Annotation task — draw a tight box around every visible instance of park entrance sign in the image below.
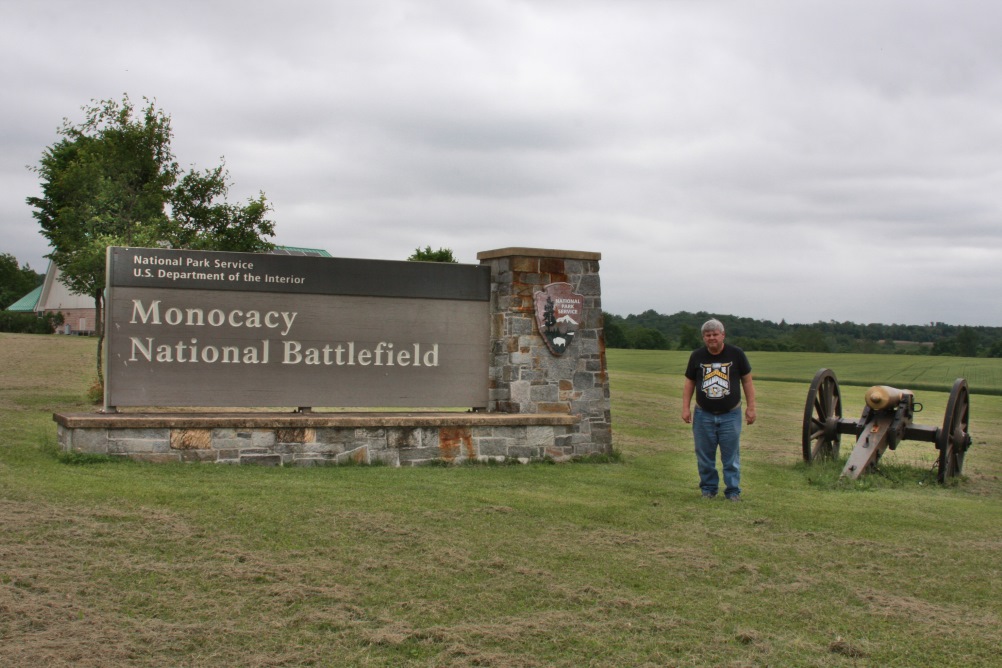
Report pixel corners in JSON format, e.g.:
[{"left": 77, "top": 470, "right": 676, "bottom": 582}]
[
  {"left": 59, "top": 247, "right": 611, "bottom": 466},
  {"left": 104, "top": 247, "right": 491, "bottom": 409}
]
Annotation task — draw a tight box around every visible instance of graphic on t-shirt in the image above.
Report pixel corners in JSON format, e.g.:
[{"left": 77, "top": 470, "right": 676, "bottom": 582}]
[{"left": 700, "top": 362, "right": 732, "bottom": 399}]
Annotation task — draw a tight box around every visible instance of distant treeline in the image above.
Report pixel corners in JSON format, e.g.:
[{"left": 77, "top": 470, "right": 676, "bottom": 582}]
[{"left": 603, "top": 310, "right": 1002, "bottom": 358}]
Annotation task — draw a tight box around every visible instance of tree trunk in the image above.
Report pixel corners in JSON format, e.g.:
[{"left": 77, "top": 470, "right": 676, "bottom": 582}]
[{"left": 94, "top": 291, "right": 104, "bottom": 386}]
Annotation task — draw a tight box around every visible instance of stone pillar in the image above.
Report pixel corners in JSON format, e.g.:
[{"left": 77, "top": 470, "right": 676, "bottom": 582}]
[{"left": 477, "top": 247, "right": 612, "bottom": 455}]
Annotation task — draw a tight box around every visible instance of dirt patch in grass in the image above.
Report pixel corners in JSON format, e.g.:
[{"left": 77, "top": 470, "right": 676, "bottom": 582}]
[
  {"left": 0, "top": 334, "right": 94, "bottom": 394},
  {"left": 1, "top": 501, "right": 155, "bottom": 666},
  {"left": 860, "top": 588, "right": 1001, "bottom": 631},
  {"left": 2, "top": 497, "right": 676, "bottom": 667},
  {"left": 0, "top": 499, "right": 370, "bottom": 666}
]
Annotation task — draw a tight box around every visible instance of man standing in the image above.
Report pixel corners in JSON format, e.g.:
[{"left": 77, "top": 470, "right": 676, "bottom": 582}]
[{"left": 681, "top": 319, "right": 756, "bottom": 501}]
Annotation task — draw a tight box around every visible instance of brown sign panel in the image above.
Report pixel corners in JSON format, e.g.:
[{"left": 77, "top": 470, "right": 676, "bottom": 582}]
[
  {"left": 105, "top": 248, "right": 489, "bottom": 409},
  {"left": 533, "top": 283, "right": 585, "bottom": 356},
  {"left": 109, "top": 246, "right": 490, "bottom": 300}
]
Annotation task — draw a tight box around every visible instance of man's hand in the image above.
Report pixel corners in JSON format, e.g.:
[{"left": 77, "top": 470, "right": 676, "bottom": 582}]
[
  {"left": 745, "top": 406, "right": 757, "bottom": 425},
  {"left": 682, "top": 378, "right": 696, "bottom": 424}
]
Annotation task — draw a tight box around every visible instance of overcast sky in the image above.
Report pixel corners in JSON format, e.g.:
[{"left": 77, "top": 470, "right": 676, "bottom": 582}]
[{"left": 3, "top": 0, "right": 1000, "bottom": 326}]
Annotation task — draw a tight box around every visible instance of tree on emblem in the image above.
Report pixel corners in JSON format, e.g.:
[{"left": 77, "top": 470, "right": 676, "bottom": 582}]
[{"left": 534, "top": 283, "right": 583, "bottom": 356}]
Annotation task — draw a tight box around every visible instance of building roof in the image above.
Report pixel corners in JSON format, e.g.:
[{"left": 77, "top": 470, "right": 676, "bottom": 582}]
[
  {"left": 6, "top": 284, "right": 42, "bottom": 312},
  {"left": 269, "top": 246, "right": 332, "bottom": 257},
  {"left": 36, "top": 262, "right": 94, "bottom": 312}
]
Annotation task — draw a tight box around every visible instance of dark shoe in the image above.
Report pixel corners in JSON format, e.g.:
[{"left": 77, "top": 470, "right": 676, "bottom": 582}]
[
  {"left": 701, "top": 492, "right": 717, "bottom": 499},
  {"left": 726, "top": 495, "right": 741, "bottom": 502}
]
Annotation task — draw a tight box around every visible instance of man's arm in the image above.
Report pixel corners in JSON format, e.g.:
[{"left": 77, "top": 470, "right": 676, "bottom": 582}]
[
  {"left": 741, "top": 374, "right": 757, "bottom": 425},
  {"left": 682, "top": 377, "right": 695, "bottom": 424}
]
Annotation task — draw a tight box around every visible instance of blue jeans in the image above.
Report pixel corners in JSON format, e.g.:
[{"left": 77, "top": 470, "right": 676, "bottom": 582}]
[{"left": 693, "top": 407, "right": 742, "bottom": 498}]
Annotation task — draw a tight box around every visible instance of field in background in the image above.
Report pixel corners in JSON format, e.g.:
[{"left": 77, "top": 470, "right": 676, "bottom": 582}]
[
  {"left": 609, "top": 349, "right": 1002, "bottom": 394},
  {"left": 2, "top": 334, "right": 1001, "bottom": 666}
]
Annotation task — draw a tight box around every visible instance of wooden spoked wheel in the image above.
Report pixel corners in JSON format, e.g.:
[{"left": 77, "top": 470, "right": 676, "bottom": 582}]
[
  {"left": 937, "top": 378, "right": 971, "bottom": 483},
  {"left": 802, "top": 368, "right": 843, "bottom": 464}
]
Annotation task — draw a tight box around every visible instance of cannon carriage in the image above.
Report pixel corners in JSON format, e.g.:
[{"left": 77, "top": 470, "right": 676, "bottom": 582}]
[{"left": 801, "top": 368, "right": 972, "bottom": 482}]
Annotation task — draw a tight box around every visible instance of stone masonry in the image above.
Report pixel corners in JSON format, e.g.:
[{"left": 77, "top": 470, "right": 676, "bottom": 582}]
[
  {"left": 55, "top": 247, "right": 613, "bottom": 465},
  {"left": 54, "top": 413, "right": 577, "bottom": 466},
  {"left": 476, "top": 247, "right": 612, "bottom": 456}
]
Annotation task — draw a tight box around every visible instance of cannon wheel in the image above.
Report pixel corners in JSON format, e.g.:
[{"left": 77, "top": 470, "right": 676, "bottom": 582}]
[
  {"left": 937, "top": 378, "right": 971, "bottom": 483},
  {"left": 802, "top": 368, "right": 843, "bottom": 463}
]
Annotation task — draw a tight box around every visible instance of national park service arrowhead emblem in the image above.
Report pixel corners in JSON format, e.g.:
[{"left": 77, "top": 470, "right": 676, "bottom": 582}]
[{"left": 534, "top": 282, "right": 584, "bottom": 356}]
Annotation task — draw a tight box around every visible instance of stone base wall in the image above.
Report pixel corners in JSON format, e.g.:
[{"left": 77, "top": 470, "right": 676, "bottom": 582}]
[{"left": 54, "top": 412, "right": 579, "bottom": 466}]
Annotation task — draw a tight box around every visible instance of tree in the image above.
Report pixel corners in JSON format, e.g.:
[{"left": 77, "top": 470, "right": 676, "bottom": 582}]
[
  {"left": 602, "top": 312, "right": 629, "bottom": 349},
  {"left": 408, "top": 246, "right": 457, "bottom": 263},
  {"left": 678, "top": 324, "right": 701, "bottom": 351},
  {"left": 788, "top": 326, "right": 831, "bottom": 352},
  {"left": 27, "top": 95, "right": 275, "bottom": 382},
  {"left": 29, "top": 99, "right": 173, "bottom": 314},
  {"left": 0, "top": 253, "right": 43, "bottom": 309},
  {"left": 163, "top": 165, "right": 274, "bottom": 252},
  {"left": 955, "top": 327, "right": 980, "bottom": 357},
  {"left": 629, "top": 327, "right": 669, "bottom": 350},
  {"left": 931, "top": 337, "right": 957, "bottom": 356}
]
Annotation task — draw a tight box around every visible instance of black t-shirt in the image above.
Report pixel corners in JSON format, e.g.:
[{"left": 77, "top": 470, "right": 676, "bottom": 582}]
[{"left": 685, "top": 344, "right": 752, "bottom": 413}]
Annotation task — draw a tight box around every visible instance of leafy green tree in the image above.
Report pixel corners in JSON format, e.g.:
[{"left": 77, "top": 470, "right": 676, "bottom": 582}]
[
  {"left": 629, "top": 327, "right": 669, "bottom": 350},
  {"left": 931, "top": 337, "right": 957, "bottom": 356},
  {"left": 955, "top": 327, "right": 980, "bottom": 357},
  {"left": 602, "top": 313, "right": 629, "bottom": 349},
  {"left": 27, "top": 95, "right": 275, "bottom": 382},
  {"left": 163, "top": 165, "right": 274, "bottom": 252},
  {"left": 677, "top": 324, "right": 701, "bottom": 351},
  {"left": 408, "top": 246, "right": 457, "bottom": 263},
  {"left": 0, "top": 253, "right": 43, "bottom": 309},
  {"left": 787, "top": 326, "right": 831, "bottom": 352}
]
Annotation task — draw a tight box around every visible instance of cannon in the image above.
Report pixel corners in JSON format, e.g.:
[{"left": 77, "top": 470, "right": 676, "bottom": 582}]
[{"left": 801, "top": 368, "right": 972, "bottom": 482}]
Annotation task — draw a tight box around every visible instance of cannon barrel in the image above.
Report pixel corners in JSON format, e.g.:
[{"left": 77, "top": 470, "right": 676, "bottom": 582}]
[{"left": 865, "top": 385, "right": 912, "bottom": 411}]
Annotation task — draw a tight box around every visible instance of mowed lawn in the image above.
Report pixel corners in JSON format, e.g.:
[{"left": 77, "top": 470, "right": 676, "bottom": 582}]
[{"left": 2, "top": 334, "right": 1001, "bottom": 667}]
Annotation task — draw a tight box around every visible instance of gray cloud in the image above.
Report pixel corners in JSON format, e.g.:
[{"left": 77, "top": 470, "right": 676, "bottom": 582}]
[{"left": 2, "top": 0, "right": 1000, "bottom": 325}]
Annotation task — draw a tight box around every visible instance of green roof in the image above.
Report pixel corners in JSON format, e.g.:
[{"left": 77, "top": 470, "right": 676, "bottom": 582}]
[
  {"left": 269, "top": 246, "right": 332, "bottom": 257},
  {"left": 6, "top": 284, "right": 42, "bottom": 312}
]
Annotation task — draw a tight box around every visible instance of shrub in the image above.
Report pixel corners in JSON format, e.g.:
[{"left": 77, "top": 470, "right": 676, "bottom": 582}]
[{"left": 0, "top": 311, "right": 64, "bottom": 334}]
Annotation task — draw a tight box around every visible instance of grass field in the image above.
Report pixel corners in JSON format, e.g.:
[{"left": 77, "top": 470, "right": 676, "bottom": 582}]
[
  {"left": 2, "top": 334, "right": 1001, "bottom": 667},
  {"left": 609, "top": 349, "right": 1002, "bottom": 394}
]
